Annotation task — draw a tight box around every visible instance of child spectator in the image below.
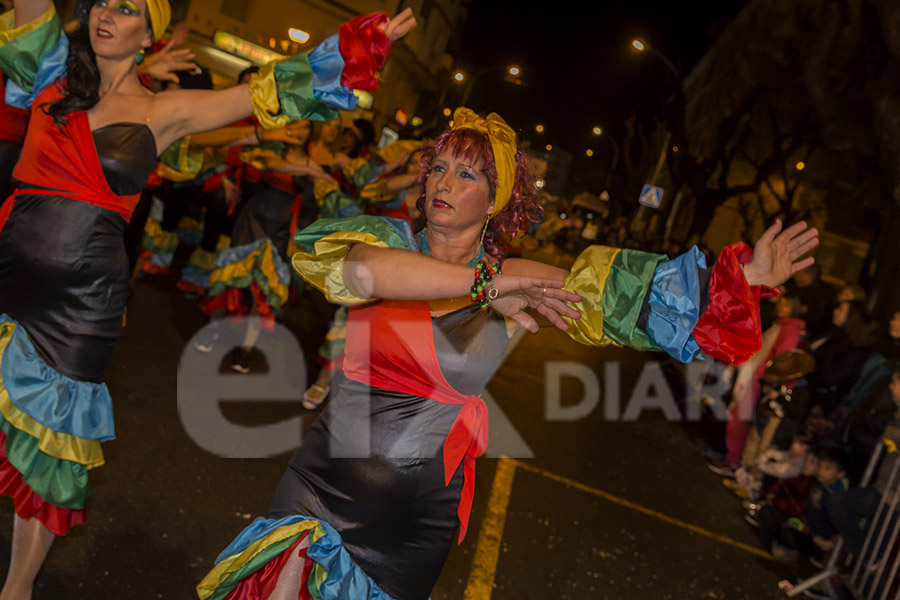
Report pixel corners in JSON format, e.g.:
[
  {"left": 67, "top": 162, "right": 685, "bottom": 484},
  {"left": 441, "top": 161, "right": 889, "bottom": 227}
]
[
  {"left": 724, "top": 351, "right": 816, "bottom": 496},
  {"left": 729, "top": 428, "right": 814, "bottom": 500},
  {"left": 770, "top": 446, "right": 849, "bottom": 564},
  {"left": 745, "top": 450, "right": 819, "bottom": 548}
]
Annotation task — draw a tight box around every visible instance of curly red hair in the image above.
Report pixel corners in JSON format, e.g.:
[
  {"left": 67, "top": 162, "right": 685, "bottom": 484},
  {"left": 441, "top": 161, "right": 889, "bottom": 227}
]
[{"left": 416, "top": 127, "right": 543, "bottom": 258}]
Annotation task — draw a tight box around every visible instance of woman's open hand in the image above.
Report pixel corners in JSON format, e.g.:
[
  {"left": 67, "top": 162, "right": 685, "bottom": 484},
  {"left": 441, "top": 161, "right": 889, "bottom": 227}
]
[
  {"left": 491, "top": 275, "right": 581, "bottom": 333},
  {"left": 380, "top": 8, "right": 417, "bottom": 41},
  {"left": 138, "top": 23, "right": 198, "bottom": 83},
  {"left": 742, "top": 219, "right": 819, "bottom": 288}
]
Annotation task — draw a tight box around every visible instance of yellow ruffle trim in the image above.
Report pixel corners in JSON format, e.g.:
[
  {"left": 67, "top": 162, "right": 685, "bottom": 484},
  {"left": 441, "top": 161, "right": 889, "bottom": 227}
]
[
  {"left": 562, "top": 245, "right": 620, "bottom": 346},
  {"left": 291, "top": 231, "right": 389, "bottom": 305},
  {"left": 359, "top": 179, "right": 394, "bottom": 204},
  {"left": 143, "top": 218, "right": 179, "bottom": 250},
  {"left": 248, "top": 60, "right": 290, "bottom": 130},
  {"left": 197, "top": 519, "right": 326, "bottom": 600},
  {"left": 0, "top": 322, "right": 104, "bottom": 469},
  {"left": 209, "top": 241, "right": 290, "bottom": 306},
  {"left": 313, "top": 178, "right": 340, "bottom": 205}
]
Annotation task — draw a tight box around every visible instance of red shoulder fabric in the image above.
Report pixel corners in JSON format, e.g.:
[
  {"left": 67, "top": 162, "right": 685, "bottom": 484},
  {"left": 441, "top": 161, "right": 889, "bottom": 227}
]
[
  {"left": 338, "top": 13, "right": 392, "bottom": 91},
  {"left": 0, "top": 71, "right": 29, "bottom": 143},
  {"left": 692, "top": 242, "right": 779, "bottom": 365},
  {"left": 12, "top": 83, "right": 141, "bottom": 221},
  {"left": 343, "top": 301, "right": 488, "bottom": 543}
]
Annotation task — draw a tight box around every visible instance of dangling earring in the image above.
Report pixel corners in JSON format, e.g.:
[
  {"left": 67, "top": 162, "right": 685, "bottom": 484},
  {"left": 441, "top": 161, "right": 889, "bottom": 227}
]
[
  {"left": 134, "top": 49, "right": 145, "bottom": 64},
  {"left": 479, "top": 215, "right": 490, "bottom": 246}
]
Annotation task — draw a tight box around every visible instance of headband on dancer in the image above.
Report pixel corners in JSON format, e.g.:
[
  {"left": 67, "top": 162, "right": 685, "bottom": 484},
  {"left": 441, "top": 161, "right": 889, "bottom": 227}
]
[
  {"left": 146, "top": 0, "right": 171, "bottom": 42},
  {"left": 451, "top": 107, "right": 517, "bottom": 219}
]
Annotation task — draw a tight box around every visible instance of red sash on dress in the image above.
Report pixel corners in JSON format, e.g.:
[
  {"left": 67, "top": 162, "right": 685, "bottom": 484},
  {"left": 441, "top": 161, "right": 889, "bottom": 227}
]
[
  {"left": 2, "top": 83, "right": 141, "bottom": 230},
  {"left": 343, "top": 300, "right": 488, "bottom": 543},
  {"left": 0, "top": 72, "right": 29, "bottom": 144}
]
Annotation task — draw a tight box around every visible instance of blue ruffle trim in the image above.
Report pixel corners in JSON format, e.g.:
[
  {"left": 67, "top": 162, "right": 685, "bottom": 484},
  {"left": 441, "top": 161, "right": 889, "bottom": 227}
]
[
  {"left": 309, "top": 35, "right": 358, "bottom": 111},
  {"left": 645, "top": 246, "right": 706, "bottom": 363},
  {"left": 0, "top": 315, "right": 115, "bottom": 441},
  {"left": 214, "top": 238, "right": 291, "bottom": 285},
  {"left": 379, "top": 216, "right": 418, "bottom": 250},
  {"left": 5, "top": 35, "right": 68, "bottom": 109},
  {"left": 219, "top": 515, "right": 394, "bottom": 600}
]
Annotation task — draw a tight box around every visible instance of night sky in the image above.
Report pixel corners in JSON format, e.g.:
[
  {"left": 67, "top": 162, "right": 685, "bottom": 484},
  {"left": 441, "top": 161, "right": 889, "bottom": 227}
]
[{"left": 451, "top": 0, "right": 746, "bottom": 156}]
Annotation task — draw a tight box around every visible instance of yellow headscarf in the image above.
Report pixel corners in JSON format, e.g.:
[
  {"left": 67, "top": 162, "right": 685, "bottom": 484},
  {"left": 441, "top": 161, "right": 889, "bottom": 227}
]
[
  {"left": 451, "top": 107, "right": 517, "bottom": 219},
  {"left": 146, "top": 0, "right": 171, "bottom": 42}
]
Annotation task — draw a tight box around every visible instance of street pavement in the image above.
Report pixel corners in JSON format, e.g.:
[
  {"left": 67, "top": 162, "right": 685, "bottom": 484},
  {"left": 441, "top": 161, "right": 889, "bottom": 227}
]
[{"left": 0, "top": 247, "right": 815, "bottom": 599}]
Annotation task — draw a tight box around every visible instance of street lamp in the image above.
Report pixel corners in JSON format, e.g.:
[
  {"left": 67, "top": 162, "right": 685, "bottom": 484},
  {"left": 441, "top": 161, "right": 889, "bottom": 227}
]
[
  {"left": 459, "top": 65, "right": 521, "bottom": 107},
  {"left": 631, "top": 38, "right": 679, "bottom": 82},
  {"left": 592, "top": 126, "right": 620, "bottom": 170}
]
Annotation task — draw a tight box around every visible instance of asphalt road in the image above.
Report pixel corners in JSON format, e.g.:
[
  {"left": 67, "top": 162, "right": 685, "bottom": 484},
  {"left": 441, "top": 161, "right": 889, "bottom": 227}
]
[{"left": 0, "top": 247, "right": 815, "bottom": 599}]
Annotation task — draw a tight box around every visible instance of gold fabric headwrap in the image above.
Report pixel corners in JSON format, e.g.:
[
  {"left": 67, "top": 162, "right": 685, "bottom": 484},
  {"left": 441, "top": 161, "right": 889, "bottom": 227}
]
[
  {"left": 146, "top": 0, "right": 171, "bottom": 42},
  {"left": 451, "top": 107, "right": 517, "bottom": 219}
]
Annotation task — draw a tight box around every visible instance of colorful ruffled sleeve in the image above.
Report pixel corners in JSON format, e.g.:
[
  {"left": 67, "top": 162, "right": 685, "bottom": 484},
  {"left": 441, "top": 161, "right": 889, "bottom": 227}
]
[
  {"left": 249, "top": 12, "right": 391, "bottom": 129},
  {"left": 291, "top": 215, "right": 417, "bottom": 305},
  {"left": 0, "top": 4, "right": 68, "bottom": 108},
  {"left": 563, "top": 242, "right": 774, "bottom": 366},
  {"left": 155, "top": 136, "right": 205, "bottom": 182}
]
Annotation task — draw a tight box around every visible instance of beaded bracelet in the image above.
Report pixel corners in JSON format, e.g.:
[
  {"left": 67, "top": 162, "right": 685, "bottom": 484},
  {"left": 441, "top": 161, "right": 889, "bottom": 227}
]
[{"left": 470, "top": 261, "right": 500, "bottom": 310}]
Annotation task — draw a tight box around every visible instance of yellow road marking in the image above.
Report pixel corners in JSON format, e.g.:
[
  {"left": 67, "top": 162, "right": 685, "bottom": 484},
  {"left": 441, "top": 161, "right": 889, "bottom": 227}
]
[
  {"left": 511, "top": 459, "right": 774, "bottom": 561},
  {"left": 465, "top": 458, "right": 774, "bottom": 598},
  {"left": 464, "top": 456, "right": 517, "bottom": 599}
]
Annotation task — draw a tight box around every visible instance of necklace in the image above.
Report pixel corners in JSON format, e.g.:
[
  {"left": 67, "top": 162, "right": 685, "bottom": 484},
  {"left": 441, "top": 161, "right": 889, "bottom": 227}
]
[{"left": 418, "top": 230, "right": 485, "bottom": 268}]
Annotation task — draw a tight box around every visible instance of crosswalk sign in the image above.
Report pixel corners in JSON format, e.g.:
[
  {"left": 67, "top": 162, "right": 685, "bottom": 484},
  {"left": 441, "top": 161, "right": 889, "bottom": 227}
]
[{"left": 639, "top": 184, "right": 664, "bottom": 208}]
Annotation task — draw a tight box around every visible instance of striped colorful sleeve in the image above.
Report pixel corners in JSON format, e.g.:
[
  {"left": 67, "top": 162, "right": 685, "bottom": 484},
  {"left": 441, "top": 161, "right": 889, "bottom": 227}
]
[
  {"left": 291, "top": 215, "right": 416, "bottom": 305},
  {"left": 249, "top": 12, "right": 391, "bottom": 129},
  {"left": 0, "top": 4, "right": 67, "bottom": 108},
  {"left": 563, "top": 242, "right": 772, "bottom": 366},
  {"left": 155, "top": 136, "right": 205, "bottom": 182}
]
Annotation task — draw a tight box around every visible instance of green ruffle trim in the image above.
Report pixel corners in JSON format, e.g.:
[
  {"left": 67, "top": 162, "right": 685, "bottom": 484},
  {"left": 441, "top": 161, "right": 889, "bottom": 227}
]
[
  {"left": 600, "top": 249, "right": 666, "bottom": 351},
  {"left": 206, "top": 267, "right": 288, "bottom": 314},
  {"left": 0, "top": 415, "right": 89, "bottom": 509},
  {"left": 209, "top": 533, "right": 305, "bottom": 600}
]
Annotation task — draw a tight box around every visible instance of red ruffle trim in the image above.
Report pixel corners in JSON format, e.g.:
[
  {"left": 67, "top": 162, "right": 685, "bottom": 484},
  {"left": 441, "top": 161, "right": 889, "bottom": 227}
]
[
  {"left": 338, "top": 13, "right": 392, "bottom": 91},
  {"left": 223, "top": 533, "right": 313, "bottom": 600},
  {"left": 692, "top": 242, "right": 779, "bottom": 365},
  {"left": 0, "top": 432, "right": 86, "bottom": 536},
  {"left": 201, "top": 283, "right": 277, "bottom": 332}
]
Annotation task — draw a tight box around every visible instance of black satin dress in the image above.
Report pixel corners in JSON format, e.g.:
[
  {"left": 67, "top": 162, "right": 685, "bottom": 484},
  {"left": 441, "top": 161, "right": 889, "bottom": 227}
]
[
  {"left": 229, "top": 173, "right": 316, "bottom": 258},
  {"left": 267, "top": 304, "right": 510, "bottom": 600},
  {"left": 0, "top": 124, "right": 157, "bottom": 382}
]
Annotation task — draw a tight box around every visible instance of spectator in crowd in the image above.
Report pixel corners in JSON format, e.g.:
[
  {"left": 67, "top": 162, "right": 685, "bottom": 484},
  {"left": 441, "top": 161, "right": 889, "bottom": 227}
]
[
  {"left": 806, "top": 299, "right": 880, "bottom": 416},
  {"left": 745, "top": 449, "right": 819, "bottom": 549},
  {"left": 826, "top": 420, "right": 900, "bottom": 591},
  {"left": 710, "top": 295, "right": 806, "bottom": 476},
  {"left": 728, "top": 426, "right": 814, "bottom": 501},
  {"left": 770, "top": 446, "right": 849, "bottom": 564}
]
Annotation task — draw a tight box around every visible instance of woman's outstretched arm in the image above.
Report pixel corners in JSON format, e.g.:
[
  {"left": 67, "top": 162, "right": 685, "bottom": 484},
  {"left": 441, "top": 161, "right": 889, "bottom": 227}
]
[
  {"left": 149, "top": 9, "right": 416, "bottom": 152},
  {"left": 344, "top": 244, "right": 581, "bottom": 332}
]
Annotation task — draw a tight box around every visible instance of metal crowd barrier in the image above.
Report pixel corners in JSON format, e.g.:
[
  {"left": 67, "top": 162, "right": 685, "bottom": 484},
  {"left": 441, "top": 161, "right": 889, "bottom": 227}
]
[{"left": 779, "top": 437, "right": 900, "bottom": 599}]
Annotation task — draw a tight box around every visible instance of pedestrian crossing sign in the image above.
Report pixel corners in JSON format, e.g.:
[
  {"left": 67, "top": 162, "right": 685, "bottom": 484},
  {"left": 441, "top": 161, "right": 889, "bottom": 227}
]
[{"left": 639, "top": 184, "right": 664, "bottom": 208}]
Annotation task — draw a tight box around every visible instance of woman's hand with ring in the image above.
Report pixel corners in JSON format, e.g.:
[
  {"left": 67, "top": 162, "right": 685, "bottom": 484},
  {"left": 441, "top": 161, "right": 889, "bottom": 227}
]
[{"left": 491, "top": 275, "right": 581, "bottom": 333}]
